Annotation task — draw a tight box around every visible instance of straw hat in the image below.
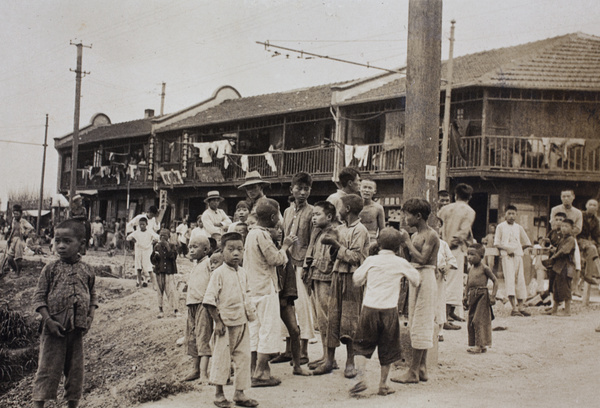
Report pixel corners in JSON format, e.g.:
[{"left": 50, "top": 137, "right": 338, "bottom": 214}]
[
  {"left": 237, "top": 171, "right": 270, "bottom": 189},
  {"left": 204, "top": 190, "right": 225, "bottom": 203}
]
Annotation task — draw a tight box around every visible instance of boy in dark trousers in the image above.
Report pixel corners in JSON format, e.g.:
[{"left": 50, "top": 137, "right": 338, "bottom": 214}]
[
  {"left": 313, "top": 194, "right": 370, "bottom": 378},
  {"left": 547, "top": 219, "right": 577, "bottom": 316},
  {"left": 304, "top": 201, "right": 338, "bottom": 371},
  {"left": 464, "top": 243, "right": 498, "bottom": 354},
  {"left": 350, "top": 228, "right": 421, "bottom": 396},
  {"left": 151, "top": 228, "right": 180, "bottom": 318},
  {"left": 32, "top": 219, "right": 98, "bottom": 408}
]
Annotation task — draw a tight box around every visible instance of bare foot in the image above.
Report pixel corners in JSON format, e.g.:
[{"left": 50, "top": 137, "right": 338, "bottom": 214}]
[
  {"left": 292, "top": 366, "right": 312, "bottom": 376},
  {"left": 200, "top": 376, "right": 210, "bottom": 384},
  {"left": 390, "top": 370, "right": 419, "bottom": 384},
  {"left": 312, "top": 362, "right": 334, "bottom": 376},
  {"left": 308, "top": 358, "right": 324, "bottom": 370},
  {"left": 344, "top": 364, "right": 357, "bottom": 379}
]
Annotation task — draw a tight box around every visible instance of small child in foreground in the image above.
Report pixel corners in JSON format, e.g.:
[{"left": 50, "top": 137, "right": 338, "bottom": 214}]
[
  {"left": 464, "top": 243, "right": 498, "bottom": 354},
  {"left": 350, "top": 227, "right": 421, "bottom": 396},
  {"left": 32, "top": 219, "right": 98, "bottom": 408},
  {"left": 203, "top": 232, "right": 258, "bottom": 408},
  {"left": 184, "top": 235, "right": 212, "bottom": 383}
]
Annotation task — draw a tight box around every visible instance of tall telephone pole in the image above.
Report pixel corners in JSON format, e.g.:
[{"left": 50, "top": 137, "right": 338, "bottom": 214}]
[
  {"left": 69, "top": 41, "right": 91, "bottom": 204},
  {"left": 37, "top": 114, "right": 49, "bottom": 234},
  {"left": 403, "top": 0, "right": 443, "bottom": 205},
  {"left": 439, "top": 20, "right": 456, "bottom": 191},
  {"left": 160, "top": 82, "right": 166, "bottom": 115}
]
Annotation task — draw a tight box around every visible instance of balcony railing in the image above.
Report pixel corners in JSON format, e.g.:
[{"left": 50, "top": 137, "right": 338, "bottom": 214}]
[
  {"left": 60, "top": 164, "right": 150, "bottom": 190},
  {"left": 61, "top": 144, "right": 407, "bottom": 191},
  {"left": 448, "top": 135, "right": 600, "bottom": 175}
]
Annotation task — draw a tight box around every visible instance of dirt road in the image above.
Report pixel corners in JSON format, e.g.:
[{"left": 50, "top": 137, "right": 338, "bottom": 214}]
[{"left": 139, "top": 299, "right": 600, "bottom": 408}]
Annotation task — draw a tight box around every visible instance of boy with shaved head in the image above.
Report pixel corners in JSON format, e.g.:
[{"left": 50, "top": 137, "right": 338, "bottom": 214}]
[
  {"left": 350, "top": 227, "right": 421, "bottom": 396},
  {"left": 184, "top": 234, "right": 212, "bottom": 383}
]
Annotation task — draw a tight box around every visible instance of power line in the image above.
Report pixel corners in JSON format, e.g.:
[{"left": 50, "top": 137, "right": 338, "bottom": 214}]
[
  {"left": 0, "top": 139, "right": 44, "bottom": 146},
  {"left": 256, "top": 41, "right": 405, "bottom": 74}
]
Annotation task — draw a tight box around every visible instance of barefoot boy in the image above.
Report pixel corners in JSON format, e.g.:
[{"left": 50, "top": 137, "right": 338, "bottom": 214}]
[
  {"left": 244, "top": 199, "right": 294, "bottom": 387},
  {"left": 304, "top": 201, "right": 338, "bottom": 370},
  {"left": 547, "top": 219, "right": 577, "bottom": 316},
  {"left": 313, "top": 194, "right": 370, "bottom": 378},
  {"left": 494, "top": 205, "right": 532, "bottom": 316},
  {"left": 350, "top": 228, "right": 421, "bottom": 396},
  {"left": 391, "top": 198, "right": 439, "bottom": 384},
  {"left": 277, "top": 172, "right": 314, "bottom": 366},
  {"left": 151, "top": 229, "right": 180, "bottom": 318},
  {"left": 184, "top": 235, "right": 212, "bottom": 383},
  {"left": 32, "top": 219, "right": 97, "bottom": 408},
  {"left": 204, "top": 232, "right": 258, "bottom": 407},
  {"left": 126, "top": 217, "right": 159, "bottom": 287},
  {"left": 464, "top": 243, "right": 498, "bottom": 354},
  {"left": 358, "top": 179, "right": 385, "bottom": 245}
]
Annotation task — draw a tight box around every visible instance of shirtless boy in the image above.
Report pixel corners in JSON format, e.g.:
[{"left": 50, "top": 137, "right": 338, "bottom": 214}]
[
  {"left": 359, "top": 179, "right": 385, "bottom": 245},
  {"left": 464, "top": 243, "right": 498, "bottom": 354},
  {"left": 391, "top": 198, "right": 439, "bottom": 384}
]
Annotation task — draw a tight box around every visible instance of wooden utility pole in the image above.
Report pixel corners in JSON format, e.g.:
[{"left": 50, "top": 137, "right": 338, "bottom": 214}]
[
  {"left": 69, "top": 41, "right": 91, "bottom": 203},
  {"left": 403, "top": 0, "right": 443, "bottom": 204},
  {"left": 160, "top": 82, "right": 166, "bottom": 115},
  {"left": 439, "top": 20, "right": 456, "bottom": 191},
  {"left": 36, "top": 114, "right": 49, "bottom": 234}
]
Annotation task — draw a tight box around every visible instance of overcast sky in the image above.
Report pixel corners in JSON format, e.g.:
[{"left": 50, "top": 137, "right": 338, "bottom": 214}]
[{"left": 1, "top": 0, "right": 599, "bottom": 210}]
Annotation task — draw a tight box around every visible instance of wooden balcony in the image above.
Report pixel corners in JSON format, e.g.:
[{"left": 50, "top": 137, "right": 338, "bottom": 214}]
[
  {"left": 60, "top": 164, "right": 151, "bottom": 191},
  {"left": 61, "top": 144, "right": 407, "bottom": 191},
  {"left": 448, "top": 135, "right": 600, "bottom": 180},
  {"left": 190, "top": 144, "right": 403, "bottom": 183}
]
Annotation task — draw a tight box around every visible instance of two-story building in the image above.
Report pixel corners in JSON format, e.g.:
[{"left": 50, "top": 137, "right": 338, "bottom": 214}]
[{"left": 55, "top": 32, "right": 600, "bottom": 242}]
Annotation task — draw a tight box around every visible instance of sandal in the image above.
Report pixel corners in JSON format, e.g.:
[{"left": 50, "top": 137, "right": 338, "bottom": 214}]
[
  {"left": 349, "top": 381, "right": 367, "bottom": 395},
  {"left": 378, "top": 386, "right": 395, "bottom": 396},
  {"left": 251, "top": 377, "right": 281, "bottom": 387},
  {"left": 233, "top": 398, "right": 259, "bottom": 407},
  {"left": 214, "top": 399, "right": 232, "bottom": 408}
]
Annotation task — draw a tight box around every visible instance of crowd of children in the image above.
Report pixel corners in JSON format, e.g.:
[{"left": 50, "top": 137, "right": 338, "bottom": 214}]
[{"left": 15, "top": 175, "right": 600, "bottom": 407}]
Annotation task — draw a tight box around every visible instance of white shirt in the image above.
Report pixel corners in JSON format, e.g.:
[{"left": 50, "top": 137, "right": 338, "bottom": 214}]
[
  {"left": 353, "top": 250, "right": 421, "bottom": 309},
  {"left": 127, "top": 213, "right": 160, "bottom": 234},
  {"left": 126, "top": 229, "right": 159, "bottom": 250},
  {"left": 201, "top": 208, "right": 232, "bottom": 236},
  {"left": 176, "top": 223, "right": 188, "bottom": 244},
  {"left": 437, "top": 240, "right": 458, "bottom": 270},
  {"left": 190, "top": 227, "right": 211, "bottom": 241},
  {"left": 494, "top": 221, "right": 531, "bottom": 257}
]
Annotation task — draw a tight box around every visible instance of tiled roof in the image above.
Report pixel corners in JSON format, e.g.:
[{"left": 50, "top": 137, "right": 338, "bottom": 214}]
[
  {"left": 55, "top": 118, "right": 152, "bottom": 149},
  {"left": 347, "top": 32, "right": 600, "bottom": 103},
  {"left": 158, "top": 82, "right": 346, "bottom": 133}
]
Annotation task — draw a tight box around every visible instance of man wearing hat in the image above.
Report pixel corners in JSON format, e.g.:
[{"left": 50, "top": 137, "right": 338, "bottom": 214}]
[
  {"left": 201, "top": 191, "right": 232, "bottom": 239},
  {"left": 238, "top": 171, "right": 271, "bottom": 214},
  {"left": 91, "top": 216, "right": 105, "bottom": 251}
]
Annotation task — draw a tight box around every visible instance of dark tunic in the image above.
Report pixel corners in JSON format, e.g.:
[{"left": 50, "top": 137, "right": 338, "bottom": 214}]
[{"left": 467, "top": 287, "right": 494, "bottom": 347}]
